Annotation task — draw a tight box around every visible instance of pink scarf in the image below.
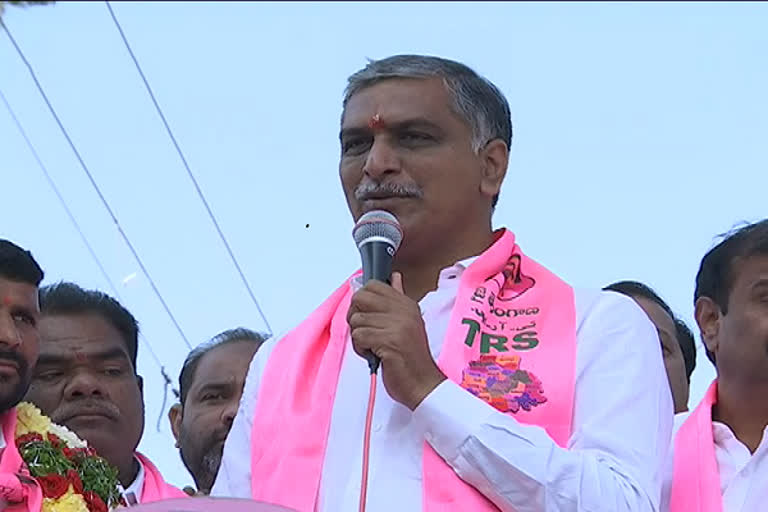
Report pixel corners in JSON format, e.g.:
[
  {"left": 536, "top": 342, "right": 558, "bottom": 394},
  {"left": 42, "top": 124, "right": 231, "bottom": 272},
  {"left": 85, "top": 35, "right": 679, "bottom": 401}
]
[
  {"left": 249, "top": 229, "right": 577, "bottom": 511},
  {"left": 669, "top": 380, "right": 723, "bottom": 512},
  {"left": 136, "top": 452, "right": 187, "bottom": 502},
  {"left": 0, "top": 409, "right": 43, "bottom": 512}
]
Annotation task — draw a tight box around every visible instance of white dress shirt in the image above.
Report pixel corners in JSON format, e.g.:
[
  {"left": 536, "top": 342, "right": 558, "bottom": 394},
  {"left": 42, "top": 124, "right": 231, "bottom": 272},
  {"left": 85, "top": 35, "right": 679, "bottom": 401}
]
[
  {"left": 122, "top": 456, "right": 146, "bottom": 505},
  {"left": 662, "top": 412, "right": 768, "bottom": 511},
  {"left": 213, "top": 260, "right": 673, "bottom": 511}
]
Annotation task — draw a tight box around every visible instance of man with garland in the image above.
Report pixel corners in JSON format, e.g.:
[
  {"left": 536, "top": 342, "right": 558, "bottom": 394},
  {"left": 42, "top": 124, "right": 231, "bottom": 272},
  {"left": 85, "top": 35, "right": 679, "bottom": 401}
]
[
  {"left": 24, "top": 282, "right": 186, "bottom": 505},
  {"left": 0, "top": 239, "right": 45, "bottom": 511}
]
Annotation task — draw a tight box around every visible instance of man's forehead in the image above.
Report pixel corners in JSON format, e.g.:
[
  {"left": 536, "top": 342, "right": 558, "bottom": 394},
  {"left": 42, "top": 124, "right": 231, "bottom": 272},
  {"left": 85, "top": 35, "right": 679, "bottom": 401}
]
[
  {"left": 39, "top": 314, "right": 124, "bottom": 346},
  {"left": 193, "top": 342, "right": 257, "bottom": 380},
  {"left": 36, "top": 339, "right": 130, "bottom": 362},
  {"left": 0, "top": 278, "right": 39, "bottom": 306},
  {"left": 342, "top": 77, "right": 452, "bottom": 129},
  {"left": 199, "top": 341, "right": 258, "bottom": 371},
  {"left": 732, "top": 255, "right": 768, "bottom": 288}
]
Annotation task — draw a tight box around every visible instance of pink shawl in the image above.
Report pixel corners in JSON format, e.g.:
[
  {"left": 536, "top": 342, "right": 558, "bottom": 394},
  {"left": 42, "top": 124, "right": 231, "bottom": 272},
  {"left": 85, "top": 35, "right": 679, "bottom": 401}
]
[
  {"left": 669, "top": 380, "right": 723, "bottom": 512},
  {"left": 249, "top": 229, "right": 577, "bottom": 511},
  {"left": 136, "top": 452, "right": 187, "bottom": 502},
  {"left": 0, "top": 409, "right": 43, "bottom": 512}
]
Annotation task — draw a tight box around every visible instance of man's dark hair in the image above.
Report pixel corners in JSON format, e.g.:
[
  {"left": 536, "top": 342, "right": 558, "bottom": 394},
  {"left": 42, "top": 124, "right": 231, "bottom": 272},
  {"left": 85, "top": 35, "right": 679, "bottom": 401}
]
[
  {"left": 0, "top": 239, "right": 44, "bottom": 286},
  {"left": 344, "top": 54, "right": 512, "bottom": 208},
  {"left": 674, "top": 318, "right": 696, "bottom": 380},
  {"left": 604, "top": 280, "right": 697, "bottom": 381},
  {"left": 39, "top": 282, "right": 139, "bottom": 370},
  {"left": 178, "top": 327, "right": 268, "bottom": 405},
  {"left": 694, "top": 219, "right": 768, "bottom": 366}
]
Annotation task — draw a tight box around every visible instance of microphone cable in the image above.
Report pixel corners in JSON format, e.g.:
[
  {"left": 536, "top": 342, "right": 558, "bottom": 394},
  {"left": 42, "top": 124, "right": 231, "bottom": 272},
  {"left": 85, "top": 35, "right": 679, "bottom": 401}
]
[{"left": 359, "top": 358, "right": 380, "bottom": 512}]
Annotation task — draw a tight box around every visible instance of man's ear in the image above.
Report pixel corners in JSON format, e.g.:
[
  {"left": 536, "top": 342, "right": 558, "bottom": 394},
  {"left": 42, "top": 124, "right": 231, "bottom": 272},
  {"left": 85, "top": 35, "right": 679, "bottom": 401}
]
[
  {"left": 695, "top": 296, "right": 721, "bottom": 357},
  {"left": 168, "top": 404, "right": 183, "bottom": 444},
  {"left": 478, "top": 139, "right": 509, "bottom": 201}
]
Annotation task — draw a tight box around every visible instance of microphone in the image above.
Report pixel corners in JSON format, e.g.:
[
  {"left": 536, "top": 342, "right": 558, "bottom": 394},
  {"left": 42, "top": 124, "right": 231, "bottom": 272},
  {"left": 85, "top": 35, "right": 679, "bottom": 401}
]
[{"left": 352, "top": 210, "right": 403, "bottom": 373}]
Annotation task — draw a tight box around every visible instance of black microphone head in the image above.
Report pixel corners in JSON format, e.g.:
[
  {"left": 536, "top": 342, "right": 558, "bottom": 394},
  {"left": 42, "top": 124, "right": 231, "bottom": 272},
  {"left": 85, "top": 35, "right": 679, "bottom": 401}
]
[{"left": 352, "top": 210, "right": 403, "bottom": 251}]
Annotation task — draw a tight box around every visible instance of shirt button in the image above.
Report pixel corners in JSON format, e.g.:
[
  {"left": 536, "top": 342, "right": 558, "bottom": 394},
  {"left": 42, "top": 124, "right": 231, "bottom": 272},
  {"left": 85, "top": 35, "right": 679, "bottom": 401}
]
[{"left": 374, "top": 423, "right": 383, "bottom": 432}]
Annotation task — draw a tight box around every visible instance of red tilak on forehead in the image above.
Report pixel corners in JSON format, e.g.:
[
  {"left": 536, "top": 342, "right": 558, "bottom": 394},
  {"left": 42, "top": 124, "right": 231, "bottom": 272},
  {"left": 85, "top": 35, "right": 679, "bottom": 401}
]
[
  {"left": 367, "top": 113, "right": 386, "bottom": 130},
  {"left": 2, "top": 296, "right": 11, "bottom": 307},
  {"left": 74, "top": 350, "right": 87, "bottom": 362}
]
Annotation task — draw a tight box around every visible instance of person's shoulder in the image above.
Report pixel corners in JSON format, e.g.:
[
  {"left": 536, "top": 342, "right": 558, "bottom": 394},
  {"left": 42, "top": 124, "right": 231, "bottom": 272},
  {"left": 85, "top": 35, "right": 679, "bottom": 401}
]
[
  {"left": 245, "top": 278, "right": 356, "bottom": 386},
  {"left": 573, "top": 287, "right": 652, "bottom": 332},
  {"left": 136, "top": 452, "right": 188, "bottom": 500}
]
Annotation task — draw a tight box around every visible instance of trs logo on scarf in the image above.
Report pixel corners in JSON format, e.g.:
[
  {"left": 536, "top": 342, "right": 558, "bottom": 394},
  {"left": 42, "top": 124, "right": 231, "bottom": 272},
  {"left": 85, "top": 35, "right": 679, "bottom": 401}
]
[
  {"left": 497, "top": 255, "right": 536, "bottom": 301},
  {"left": 461, "top": 354, "right": 547, "bottom": 414}
]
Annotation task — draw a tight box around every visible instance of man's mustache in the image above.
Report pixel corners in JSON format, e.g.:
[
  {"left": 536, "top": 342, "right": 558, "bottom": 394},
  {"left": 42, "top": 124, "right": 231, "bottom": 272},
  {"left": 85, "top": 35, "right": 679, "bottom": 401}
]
[
  {"left": 52, "top": 398, "right": 121, "bottom": 423},
  {"left": 354, "top": 182, "right": 424, "bottom": 201},
  {"left": 203, "top": 425, "right": 233, "bottom": 452},
  {"left": 0, "top": 350, "right": 28, "bottom": 374}
]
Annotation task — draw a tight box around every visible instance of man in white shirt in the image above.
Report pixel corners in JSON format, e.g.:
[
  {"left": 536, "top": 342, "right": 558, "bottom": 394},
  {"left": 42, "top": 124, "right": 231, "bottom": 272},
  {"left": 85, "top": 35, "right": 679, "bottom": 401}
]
[
  {"left": 213, "top": 54, "right": 673, "bottom": 512},
  {"left": 24, "top": 282, "right": 186, "bottom": 504},
  {"left": 664, "top": 219, "right": 768, "bottom": 512},
  {"left": 0, "top": 239, "right": 44, "bottom": 512}
]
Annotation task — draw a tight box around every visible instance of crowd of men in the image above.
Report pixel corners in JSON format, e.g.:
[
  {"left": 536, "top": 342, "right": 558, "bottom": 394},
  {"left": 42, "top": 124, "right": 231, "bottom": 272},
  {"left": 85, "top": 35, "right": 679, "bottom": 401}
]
[{"left": 1, "top": 54, "right": 766, "bottom": 512}]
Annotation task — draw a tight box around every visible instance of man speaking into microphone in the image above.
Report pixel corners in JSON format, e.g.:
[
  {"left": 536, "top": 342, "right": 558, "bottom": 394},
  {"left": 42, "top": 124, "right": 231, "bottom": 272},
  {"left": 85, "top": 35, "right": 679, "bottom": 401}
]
[{"left": 212, "top": 55, "right": 672, "bottom": 512}]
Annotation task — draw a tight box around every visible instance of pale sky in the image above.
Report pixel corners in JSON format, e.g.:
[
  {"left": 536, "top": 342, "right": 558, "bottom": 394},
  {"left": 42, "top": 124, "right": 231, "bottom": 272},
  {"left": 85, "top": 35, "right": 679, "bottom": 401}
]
[{"left": 2, "top": 1, "right": 766, "bottom": 488}]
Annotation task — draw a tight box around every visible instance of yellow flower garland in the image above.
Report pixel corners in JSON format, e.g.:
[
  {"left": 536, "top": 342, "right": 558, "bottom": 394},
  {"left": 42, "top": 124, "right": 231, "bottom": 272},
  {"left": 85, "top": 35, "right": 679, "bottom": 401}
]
[
  {"left": 42, "top": 488, "right": 89, "bottom": 512},
  {"left": 14, "top": 402, "right": 123, "bottom": 511},
  {"left": 15, "top": 402, "right": 52, "bottom": 438}
]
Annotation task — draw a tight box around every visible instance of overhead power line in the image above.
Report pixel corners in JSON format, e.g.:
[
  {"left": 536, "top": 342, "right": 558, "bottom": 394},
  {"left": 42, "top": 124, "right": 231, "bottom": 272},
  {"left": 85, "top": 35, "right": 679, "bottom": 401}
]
[
  {"left": 0, "top": 86, "right": 170, "bottom": 376},
  {"left": 2, "top": 85, "right": 180, "bottom": 430},
  {"left": 1, "top": 18, "right": 193, "bottom": 350},
  {"left": 104, "top": 1, "right": 273, "bottom": 335},
  {"left": 2, "top": 86, "right": 182, "bottom": 427}
]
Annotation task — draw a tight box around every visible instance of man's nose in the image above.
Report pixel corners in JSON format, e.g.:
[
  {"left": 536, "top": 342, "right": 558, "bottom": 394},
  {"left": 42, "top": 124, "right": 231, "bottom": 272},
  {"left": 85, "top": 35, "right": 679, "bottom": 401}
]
[
  {"left": 222, "top": 399, "right": 239, "bottom": 428},
  {"left": 363, "top": 138, "right": 401, "bottom": 180},
  {"left": 65, "top": 370, "right": 108, "bottom": 399},
  {"left": 0, "top": 312, "right": 22, "bottom": 349}
]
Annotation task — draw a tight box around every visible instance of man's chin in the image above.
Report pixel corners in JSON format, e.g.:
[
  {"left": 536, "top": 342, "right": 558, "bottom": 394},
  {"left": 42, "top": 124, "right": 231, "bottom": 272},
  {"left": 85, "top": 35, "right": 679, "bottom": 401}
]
[
  {"left": 63, "top": 423, "right": 117, "bottom": 456},
  {"left": 0, "top": 395, "right": 24, "bottom": 415},
  {"left": 1, "top": 381, "right": 30, "bottom": 414},
  {"left": 195, "top": 448, "right": 224, "bottom": 490}
]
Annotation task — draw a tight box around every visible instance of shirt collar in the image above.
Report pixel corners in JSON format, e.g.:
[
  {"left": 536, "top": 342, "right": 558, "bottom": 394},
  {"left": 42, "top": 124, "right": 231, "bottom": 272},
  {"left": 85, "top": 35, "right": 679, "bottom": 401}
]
[
  {"left": 122, "top": 456, "right": 145, "bottom": 505},
  {"left": 711, "top": 420, "right": 768, "bottom": 450},
  {"left": 349, "top": 256, "right": 480, "bottom": 292},
  {"left": 712, "top": 421, "right": 737, "bottom": 445}
]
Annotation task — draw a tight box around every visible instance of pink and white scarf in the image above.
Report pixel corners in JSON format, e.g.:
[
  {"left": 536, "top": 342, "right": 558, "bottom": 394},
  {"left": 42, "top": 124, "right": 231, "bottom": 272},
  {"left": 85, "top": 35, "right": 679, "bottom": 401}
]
[
  {"left": 669, "top": 380, "right": 723, "bottom": 512},
  {"left": 0, "top": 409, "right": 42, "bottom": 512},
  {"left": 248, "top": 229, "right": 577, "bottom": 511},
  {"left": 136, "top": 452, "right": 187, "bottom": 503}
]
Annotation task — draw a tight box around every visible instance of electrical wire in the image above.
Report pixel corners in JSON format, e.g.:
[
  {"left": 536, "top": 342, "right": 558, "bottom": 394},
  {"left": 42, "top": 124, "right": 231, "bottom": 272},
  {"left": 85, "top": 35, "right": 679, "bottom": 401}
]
[
  {"left": 104, "top": 1, "right": 273, "bottom": 335},
  {"left": 1, "top": 83, "right": 181, "bottom": 429},
  {"left": 0, "top": 86, "right": 168, "bottom": 371},
  {"left": 1, "top": 18, "right": 193, "bottom": 350},
  {"left": 0, "top": 89, "right": 179, "bottom": 432}
]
